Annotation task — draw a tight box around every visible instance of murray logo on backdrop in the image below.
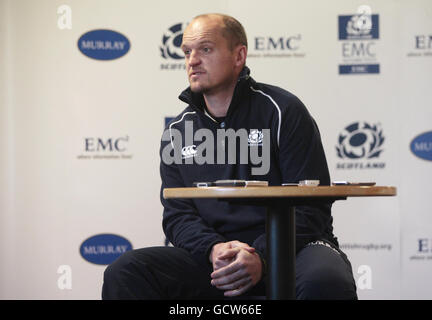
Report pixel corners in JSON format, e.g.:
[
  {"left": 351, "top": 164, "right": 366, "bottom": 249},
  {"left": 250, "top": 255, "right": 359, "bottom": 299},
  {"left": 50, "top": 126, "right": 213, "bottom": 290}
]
[
  {"left": 410, "top": 131, "right": 432, "bottom": 161},
  {"left": 78, "top": 29, "right": 130, "bottom": 60},
  {"left": 160, "top": 22, "right": 188, "bottom": 70},
  {"left": 338, "top": 5, "right": 380, "bottom": 75},
  {"left": 80, "top": 234, "right": 133, "bottom": 265},
  {"left": 248, "top": 34, "right": 305, "bottom": 59},
  {"left": 336, "top": 121, "right": 385, "bottom": 169}
]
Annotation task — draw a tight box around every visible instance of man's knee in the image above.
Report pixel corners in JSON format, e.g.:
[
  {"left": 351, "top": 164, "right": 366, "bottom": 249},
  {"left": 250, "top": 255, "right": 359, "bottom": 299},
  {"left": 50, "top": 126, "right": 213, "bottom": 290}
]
[
  {"left": 297, "top": 265, "right": 357, "bottom": 299},
  {"left": 103, "top": 249, "right": 136, "bottom": 283},
  {"left": 102, "top": 248, "right": 156, "bottom": 299},
  {"left": 296, "top": 244, "right": 358, "bottom": 300}
]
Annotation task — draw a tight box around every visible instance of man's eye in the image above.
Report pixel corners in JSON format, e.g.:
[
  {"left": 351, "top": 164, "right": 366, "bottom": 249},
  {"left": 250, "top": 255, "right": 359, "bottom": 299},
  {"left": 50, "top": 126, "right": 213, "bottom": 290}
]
[{"left": 203, "top": 47, "right": 211, "bottom": 53}]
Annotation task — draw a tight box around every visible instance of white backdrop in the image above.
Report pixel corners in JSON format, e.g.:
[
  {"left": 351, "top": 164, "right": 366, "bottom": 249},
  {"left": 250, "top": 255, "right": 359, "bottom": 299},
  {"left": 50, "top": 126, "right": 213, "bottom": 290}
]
[{"left": 0, "top": 0, "right": 431, "bottom": 299}]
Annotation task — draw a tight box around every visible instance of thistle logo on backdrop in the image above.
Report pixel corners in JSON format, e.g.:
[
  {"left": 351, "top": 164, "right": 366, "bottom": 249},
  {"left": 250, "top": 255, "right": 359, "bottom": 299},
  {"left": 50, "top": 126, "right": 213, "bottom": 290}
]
[
  {"left": 78, "top": 29, "right": 130, "bottom": 60},
  {"left": 336, "top": 122, "right": 385, "bottom": 169},
  {"left": 160, "top": 22, "right": 188, "bottom": 70},
  {"left": 338, "top": 6, "right": 380, "bottom": 75}
]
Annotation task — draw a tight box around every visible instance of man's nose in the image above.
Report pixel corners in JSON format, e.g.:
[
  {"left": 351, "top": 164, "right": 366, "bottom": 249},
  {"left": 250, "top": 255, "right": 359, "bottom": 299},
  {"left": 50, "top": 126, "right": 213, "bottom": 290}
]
[{"left": 187, "top": 50, "right": 201, "bottom": 66}]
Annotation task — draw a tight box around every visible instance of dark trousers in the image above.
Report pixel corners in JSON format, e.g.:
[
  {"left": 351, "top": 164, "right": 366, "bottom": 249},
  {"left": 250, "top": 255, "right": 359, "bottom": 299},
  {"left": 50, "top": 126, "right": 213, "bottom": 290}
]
[{"left": 102, "top": 242, "right": 358, "bottom": 300}]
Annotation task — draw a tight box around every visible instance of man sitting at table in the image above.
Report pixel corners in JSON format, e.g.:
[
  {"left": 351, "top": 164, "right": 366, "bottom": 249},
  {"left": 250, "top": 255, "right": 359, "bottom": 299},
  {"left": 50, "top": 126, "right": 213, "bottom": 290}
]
[{"left": 102, "top": 13, "right": 357, "bottom": 300}]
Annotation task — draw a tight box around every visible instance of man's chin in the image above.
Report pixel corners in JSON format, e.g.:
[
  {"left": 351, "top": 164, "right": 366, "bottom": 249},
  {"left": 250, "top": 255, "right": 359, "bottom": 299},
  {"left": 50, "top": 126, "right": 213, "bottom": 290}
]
[{"left": 190, "top": 84, "right": 208, "bottom": 94}]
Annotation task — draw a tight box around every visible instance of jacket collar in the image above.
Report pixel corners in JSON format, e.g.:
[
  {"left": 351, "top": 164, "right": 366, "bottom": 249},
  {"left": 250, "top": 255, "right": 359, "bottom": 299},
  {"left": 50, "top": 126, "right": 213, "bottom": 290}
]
[{"left": 178, "top": 66, "right": 252, "bottom": 116}]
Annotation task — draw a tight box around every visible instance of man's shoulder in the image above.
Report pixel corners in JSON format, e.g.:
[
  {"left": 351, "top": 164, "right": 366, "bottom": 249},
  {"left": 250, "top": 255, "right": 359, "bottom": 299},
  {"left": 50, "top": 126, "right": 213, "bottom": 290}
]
[
  {"left": 249, "top": 82, "right": 307, "bottom": 112},
  {"left": 164, "top": 106, "right": 197, "bottom": 130}
]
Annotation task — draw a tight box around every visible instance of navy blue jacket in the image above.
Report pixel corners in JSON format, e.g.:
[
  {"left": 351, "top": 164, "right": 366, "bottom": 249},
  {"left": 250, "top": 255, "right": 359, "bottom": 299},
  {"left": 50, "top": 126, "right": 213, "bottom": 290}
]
[{"left": 160, "top": 67, "right": 337, "bottom": 264}]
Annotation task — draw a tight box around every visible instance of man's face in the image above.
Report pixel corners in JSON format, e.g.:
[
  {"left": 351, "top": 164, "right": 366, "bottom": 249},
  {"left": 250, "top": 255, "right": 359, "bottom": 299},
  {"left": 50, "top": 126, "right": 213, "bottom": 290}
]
[{"left": 181, "top": 17, "right": 240, "bottom": 95}]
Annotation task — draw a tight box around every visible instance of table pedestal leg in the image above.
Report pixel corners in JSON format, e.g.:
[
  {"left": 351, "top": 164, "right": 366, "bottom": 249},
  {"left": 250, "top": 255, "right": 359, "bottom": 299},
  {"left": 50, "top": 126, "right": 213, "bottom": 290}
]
[{"left": 266, "top": 205, "right": 296, "bottom": 300}]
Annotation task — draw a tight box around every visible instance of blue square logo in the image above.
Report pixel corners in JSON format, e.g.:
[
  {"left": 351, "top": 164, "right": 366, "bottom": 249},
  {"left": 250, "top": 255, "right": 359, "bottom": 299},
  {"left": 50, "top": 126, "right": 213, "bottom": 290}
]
[{"left": 338, "top": 14, "right": 379, "bottom": 40}]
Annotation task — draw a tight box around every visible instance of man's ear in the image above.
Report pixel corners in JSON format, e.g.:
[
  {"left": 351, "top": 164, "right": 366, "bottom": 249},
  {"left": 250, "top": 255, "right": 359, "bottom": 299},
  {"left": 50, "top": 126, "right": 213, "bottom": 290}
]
[{"left": 234, "top": 45, "right": 247, "bottom": 68}]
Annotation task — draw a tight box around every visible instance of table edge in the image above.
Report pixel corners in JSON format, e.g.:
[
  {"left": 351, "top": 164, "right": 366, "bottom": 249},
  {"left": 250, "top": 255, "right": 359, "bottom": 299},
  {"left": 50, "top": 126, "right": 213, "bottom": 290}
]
[{"left": 163, "top": 186, "right": 397, "bottom": 199}]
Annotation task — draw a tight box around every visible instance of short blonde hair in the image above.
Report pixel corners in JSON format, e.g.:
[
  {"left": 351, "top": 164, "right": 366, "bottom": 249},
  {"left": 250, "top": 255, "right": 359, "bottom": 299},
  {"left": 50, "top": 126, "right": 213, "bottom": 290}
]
[{"left": 193, "top": 13, "right": 248, "bottom": 50}]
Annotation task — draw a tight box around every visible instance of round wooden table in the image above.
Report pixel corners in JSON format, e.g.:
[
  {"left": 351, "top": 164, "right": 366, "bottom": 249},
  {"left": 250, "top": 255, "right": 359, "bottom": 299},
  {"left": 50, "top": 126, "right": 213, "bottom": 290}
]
[{"left": 163, "top": 185, "right": 397, "bottom": 300}]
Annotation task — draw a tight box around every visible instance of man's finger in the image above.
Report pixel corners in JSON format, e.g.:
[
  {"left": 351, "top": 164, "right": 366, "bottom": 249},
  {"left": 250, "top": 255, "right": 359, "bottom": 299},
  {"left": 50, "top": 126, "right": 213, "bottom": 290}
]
[
  {"left": 216, "top": 247, "right": 241, "bottom": 260},
  {"left": 211, "top": 260, "right": 243, "bottom": 280},
  {"left": 217, "top": 247, "right": 255, "bottom": 261},
  {"left": 211, "top": 268, "right": 246, "bottom": 287},
  {"left": 223, "top": 281, "right": 254, "bottom": 297},
  {"left": 229, "top": 241, "right": 256, "bottom": 253},
  {"left": 214, "top": 276, "right": 251, "bottom": 291},
  {"left": 235, "top": 246, "right": 255, "bottom": 254},
  {"left": 213, "top": 256, "right": 232, "bottom": 270}
]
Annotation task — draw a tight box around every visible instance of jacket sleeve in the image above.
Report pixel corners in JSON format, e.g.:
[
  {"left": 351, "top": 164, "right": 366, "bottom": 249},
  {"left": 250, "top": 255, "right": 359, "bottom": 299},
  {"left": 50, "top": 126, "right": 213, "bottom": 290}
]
[
  {"left": 252, "top": 95, "right": 334, "bottom": 256},
  {"left": 160, "top": 137, "right": 226, "bottom": 264}
]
